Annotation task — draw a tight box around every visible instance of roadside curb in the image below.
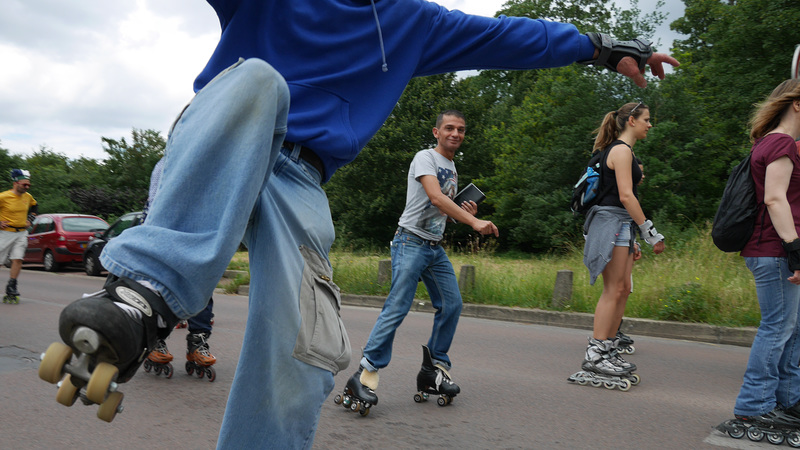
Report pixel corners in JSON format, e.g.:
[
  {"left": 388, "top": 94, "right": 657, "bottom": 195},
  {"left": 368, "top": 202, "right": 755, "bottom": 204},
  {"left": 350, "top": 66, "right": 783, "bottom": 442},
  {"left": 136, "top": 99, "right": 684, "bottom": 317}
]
[{"left": 340, "top": 294, "right": 757, "bottom": 348}]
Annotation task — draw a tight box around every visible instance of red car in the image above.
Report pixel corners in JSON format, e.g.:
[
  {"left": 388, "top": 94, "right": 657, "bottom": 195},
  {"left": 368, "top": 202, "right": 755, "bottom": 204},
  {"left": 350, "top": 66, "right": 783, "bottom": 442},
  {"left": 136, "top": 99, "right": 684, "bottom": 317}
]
[{"left": 24, "top": 214, "right": 109, "bottom": 272}]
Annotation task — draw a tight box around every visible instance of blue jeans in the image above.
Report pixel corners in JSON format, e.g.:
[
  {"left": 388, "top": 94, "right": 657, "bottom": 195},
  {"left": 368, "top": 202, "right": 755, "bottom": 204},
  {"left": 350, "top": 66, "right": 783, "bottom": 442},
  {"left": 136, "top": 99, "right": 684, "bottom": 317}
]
[
  {"left": 100, "top": 59, "right": 349, "bottom": 449},
  {"left": 187, "top": 298, "right": 214, "bottom": 335},
  {"left": 735, "top": 257, "right": 800, "bottom": 416},
  {"left": 361, "top": 229, "right": 463, "bottom": 371}
]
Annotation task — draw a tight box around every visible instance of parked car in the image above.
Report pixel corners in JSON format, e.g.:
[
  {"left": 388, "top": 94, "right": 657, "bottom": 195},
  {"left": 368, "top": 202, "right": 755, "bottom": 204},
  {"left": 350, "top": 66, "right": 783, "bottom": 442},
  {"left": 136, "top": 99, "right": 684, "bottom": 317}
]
[
  {"left": 24, "top": 214, "right": 110, "bottom": 272},
  {"left": 83, "top": 211, "right": 144, "bottom": 276}
]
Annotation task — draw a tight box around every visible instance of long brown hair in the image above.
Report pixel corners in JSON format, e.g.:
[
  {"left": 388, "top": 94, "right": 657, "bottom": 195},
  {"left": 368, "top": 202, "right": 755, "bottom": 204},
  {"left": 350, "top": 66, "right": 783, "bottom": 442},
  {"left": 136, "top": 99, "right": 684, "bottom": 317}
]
[
  {"left": 593, "top": 102, "right": 648, "bottom": 153},
  {"left": 749, "top": 79, "right": 800, "bottom": 142}
]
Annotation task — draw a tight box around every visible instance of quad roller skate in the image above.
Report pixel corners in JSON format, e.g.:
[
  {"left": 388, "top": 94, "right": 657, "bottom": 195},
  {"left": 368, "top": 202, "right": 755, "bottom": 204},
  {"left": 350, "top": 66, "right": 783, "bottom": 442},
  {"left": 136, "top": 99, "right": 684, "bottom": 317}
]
[
  {"left": 185, "top": 332, "right": 216, "bottom": 382},
  {"left": 3, "top": 278, "right": 19, "bottom": 304},
  {"left": 567, "top": 338, "right": 640, "bottom": 391},
  {"left": 143, "top": 339, "right": 174, "bottom": 378},
  {"left": 716, "top": 409, "right": 800, "bottom": 447},
  {"left": 616, "top": 320, "right": 635, "bottom": 354},
  {"left": 414, "top": 345, "right": 460, "bottom": 406},
  {"left": 38, "top": 276, "right": 178, "bottom": 422},
  {"left": 333, "top": 366, "right": 378, "bottom": 416}
]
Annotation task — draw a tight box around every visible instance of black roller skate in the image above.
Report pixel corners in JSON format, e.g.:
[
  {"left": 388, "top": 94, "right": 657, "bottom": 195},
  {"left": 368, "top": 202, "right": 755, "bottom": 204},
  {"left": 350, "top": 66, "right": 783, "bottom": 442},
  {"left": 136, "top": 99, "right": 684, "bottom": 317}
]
[
  {"left": 716, "top": 408, "right": 800, "bottom": 447},
  {"left": 38, "top": 276, "right": 178, "bottom": 422},
  {"left": 333, "top": 366, "right": 378, "bottom": 416},
  {"left": 616, "top": 320, "right": 635, "bottom": 354},
  {"left": 143, "top": 339, "right": 174, "bottom": 378},
  {"left": 567, "top": 338, "right": 640, "bottom": 391},
  {"left": 3, "top": 278, "right": 19, "bottom": 304},
  {"left": 185, "top": 332, "right": 216, "bottom": 382},
  {"left": 414, "top": 345, "right": 460, "bottom": 407}
]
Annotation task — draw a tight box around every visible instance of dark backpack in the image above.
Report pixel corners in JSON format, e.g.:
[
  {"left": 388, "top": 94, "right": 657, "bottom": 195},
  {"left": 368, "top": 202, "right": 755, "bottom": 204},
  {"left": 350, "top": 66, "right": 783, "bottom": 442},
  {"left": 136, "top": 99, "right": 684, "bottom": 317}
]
[
  {"left": 711, "top": 153, "right": 759, "bottom": 252},
  {"left": 571, "top": 150, "right": 609, "bottom": 214}
]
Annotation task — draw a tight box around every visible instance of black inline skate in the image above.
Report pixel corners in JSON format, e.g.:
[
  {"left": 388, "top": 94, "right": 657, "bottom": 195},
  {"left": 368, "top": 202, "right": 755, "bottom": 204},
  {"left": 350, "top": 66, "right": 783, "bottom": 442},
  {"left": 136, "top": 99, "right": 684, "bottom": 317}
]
[
  {"left": 616, "top": 319, "right": 635, "bottom": 354},
  {"left": 3, "top": 278, "right": 19, "bottom": 304},
  {"left": 143, "top": 339, "right": 174, "bottom": 378},
  {"left": 716, "top": 408, "right": 800, "bottom": 447},
  {"left": 38, "top": 276, "right": 178, "bottom": 422},
  {"left": 414, "top": 345, "right": 460, "bottom": 406},
  {"left": 185, "top": 332, "right": 216, "bottom": 382},
  {"left": 567, "top": 337, "right": 640, "bottom": 391},
  {"left": 333, "top": 366, "right": 378, "bottom": 416}
]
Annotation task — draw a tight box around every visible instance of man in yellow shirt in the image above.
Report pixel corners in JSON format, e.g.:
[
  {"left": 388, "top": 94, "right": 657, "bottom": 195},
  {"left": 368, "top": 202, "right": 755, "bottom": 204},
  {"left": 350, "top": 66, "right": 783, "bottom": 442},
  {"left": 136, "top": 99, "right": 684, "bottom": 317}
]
[{"left": 0, "top": 169, "right": 37, "bottom": 303}]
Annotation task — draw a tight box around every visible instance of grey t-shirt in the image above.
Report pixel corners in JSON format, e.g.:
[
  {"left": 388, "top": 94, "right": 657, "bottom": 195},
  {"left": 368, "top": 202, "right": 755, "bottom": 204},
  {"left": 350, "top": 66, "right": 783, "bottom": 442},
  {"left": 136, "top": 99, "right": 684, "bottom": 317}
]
[{"left": 397, "top": 149, "right": 457, "bottom": 241}]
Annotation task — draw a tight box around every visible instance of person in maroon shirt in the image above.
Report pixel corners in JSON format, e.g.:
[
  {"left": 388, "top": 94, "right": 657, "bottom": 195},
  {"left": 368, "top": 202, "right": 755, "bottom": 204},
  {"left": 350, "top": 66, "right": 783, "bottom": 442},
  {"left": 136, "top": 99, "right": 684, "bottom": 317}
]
[{"left": 720, "top": 79, "right": 800, "bottom": 441}]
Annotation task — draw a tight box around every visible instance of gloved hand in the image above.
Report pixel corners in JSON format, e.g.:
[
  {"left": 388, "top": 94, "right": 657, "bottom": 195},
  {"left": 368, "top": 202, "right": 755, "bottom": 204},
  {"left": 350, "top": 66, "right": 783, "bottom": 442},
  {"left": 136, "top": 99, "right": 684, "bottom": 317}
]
[
  {"left": 638, "top": 220, "right": 664, "bottom": 246},
  {"left": 783, "top": 239, "right": 800, "bottom": 271}
]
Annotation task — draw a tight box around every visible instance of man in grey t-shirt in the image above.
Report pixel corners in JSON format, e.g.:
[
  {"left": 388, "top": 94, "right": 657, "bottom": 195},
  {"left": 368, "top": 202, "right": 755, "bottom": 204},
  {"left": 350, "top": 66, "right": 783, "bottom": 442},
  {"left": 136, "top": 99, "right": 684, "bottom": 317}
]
[{"left": 338, "top": 110, "right": 498, "bottom": 412}]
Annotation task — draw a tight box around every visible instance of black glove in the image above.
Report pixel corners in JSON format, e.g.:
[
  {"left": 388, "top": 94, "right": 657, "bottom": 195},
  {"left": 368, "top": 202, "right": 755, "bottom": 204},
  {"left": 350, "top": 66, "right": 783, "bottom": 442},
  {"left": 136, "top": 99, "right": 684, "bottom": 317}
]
[
  {"left": 580, "top": 32, "right": 653, "bottom": 73},
  {"left": 783, "top": 239, "right": 800, "bottom": 271}
]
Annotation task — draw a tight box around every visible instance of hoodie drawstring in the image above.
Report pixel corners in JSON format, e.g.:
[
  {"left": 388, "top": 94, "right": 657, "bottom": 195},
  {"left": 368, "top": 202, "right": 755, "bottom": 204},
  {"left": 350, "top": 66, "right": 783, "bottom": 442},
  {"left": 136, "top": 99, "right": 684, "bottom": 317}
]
[{"left": 369, "top": 0, "right": 388, "bottom": 72}]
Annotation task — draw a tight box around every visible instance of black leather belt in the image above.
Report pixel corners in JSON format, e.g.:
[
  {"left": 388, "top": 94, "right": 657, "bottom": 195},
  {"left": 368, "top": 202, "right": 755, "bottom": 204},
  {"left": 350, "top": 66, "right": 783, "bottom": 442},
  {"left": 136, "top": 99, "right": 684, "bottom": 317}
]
[
  {"left": 396, "top": 227, "right": 440, "bottom": 246},
  {"left": 3, "top": 226, "right": 26, "bottom": 232},
  {"left": 283, "top": 141, "right": 325, "bottom": 181}
]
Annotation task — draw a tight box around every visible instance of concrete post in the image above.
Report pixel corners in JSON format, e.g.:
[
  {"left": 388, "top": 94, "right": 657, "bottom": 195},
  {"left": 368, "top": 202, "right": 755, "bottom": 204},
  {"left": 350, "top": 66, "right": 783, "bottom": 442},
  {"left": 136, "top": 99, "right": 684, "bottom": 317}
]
[
  {"left": 552, "top": 270, "right": 573, "bottom": 309},
  {"left": 377, "top": 259, "right": 392, "bottom": 285},
  {"left": 459, "top": 265, "right": 476, "bottom": 292}
]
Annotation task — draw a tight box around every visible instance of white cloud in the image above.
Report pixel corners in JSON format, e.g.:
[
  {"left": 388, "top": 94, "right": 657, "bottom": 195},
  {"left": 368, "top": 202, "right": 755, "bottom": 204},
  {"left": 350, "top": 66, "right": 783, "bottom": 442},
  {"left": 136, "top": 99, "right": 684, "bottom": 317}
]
[{"left": 0, "top": 0, "right": 682, "bottom": 161}]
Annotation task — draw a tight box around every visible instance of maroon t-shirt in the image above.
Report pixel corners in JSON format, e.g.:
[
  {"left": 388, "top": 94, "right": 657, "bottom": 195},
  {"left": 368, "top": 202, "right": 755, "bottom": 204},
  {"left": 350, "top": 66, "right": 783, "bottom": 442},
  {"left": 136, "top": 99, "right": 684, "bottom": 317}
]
[{"left": 741, "top": 133, "right": 800, "bottom": 257}]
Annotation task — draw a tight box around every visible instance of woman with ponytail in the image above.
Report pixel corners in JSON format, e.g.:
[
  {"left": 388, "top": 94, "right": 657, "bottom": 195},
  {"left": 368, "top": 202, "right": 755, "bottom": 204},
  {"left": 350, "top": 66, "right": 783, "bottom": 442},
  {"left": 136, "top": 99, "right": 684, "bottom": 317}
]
[{"left": 569, "top": 101, "right": 665, "bottom": 389}]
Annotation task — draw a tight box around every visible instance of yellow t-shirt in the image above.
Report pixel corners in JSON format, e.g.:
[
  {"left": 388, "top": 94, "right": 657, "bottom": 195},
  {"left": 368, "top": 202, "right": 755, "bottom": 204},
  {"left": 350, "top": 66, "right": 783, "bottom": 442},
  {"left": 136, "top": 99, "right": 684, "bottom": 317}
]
[{"left": 0, "top": 190, "right": 37, "bottom": 228}]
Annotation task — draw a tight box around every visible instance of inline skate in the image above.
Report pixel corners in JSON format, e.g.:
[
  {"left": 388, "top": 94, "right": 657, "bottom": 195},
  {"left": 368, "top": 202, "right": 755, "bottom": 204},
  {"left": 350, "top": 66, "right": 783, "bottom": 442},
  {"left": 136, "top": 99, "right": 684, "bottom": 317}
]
[
  {"left": 143, "top": 339, "right": 174, "bottom": 378},
  {"left": 185, "top": 332, "right": 216, "bottom": 382},
  {"left": 716, "top": 408, "right": 800, "bottom": 447},
  {"left": 38, "top": 276, "right": 178, "bottom": 422},
  {"left": 567, "top": 337, "right": 640, "bottom": 391},
  {"left": 414, "top": 345, "right": 460, "bottom": 406},
  {"left": 333, "top": 366, "right": 378, "bottom": 416},
  {"left": 616, "top": 319, "right": 635, "bottom": 354},
  {"left": 3, "top": 278, "right": 19, "bottom": 304}
]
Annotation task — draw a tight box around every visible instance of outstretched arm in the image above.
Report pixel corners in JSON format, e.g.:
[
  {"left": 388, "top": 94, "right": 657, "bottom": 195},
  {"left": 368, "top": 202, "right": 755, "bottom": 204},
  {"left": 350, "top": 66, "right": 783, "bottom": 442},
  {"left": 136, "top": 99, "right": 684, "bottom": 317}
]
[{"left": 581, "top": 33, "right": 680, "bottom": 88}]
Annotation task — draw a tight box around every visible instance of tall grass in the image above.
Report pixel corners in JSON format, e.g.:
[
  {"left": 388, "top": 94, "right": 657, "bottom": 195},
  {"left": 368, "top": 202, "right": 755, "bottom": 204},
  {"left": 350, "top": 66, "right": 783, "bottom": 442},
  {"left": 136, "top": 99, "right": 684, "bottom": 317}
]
[{"left": 228, "top": 224, "right": 762, "bottom": 328}]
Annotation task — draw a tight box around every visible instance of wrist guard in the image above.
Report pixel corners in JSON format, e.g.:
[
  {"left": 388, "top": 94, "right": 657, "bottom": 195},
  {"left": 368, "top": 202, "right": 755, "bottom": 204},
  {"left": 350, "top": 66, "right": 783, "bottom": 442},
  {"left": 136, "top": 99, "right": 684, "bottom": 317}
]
[
  {"left": 783, "top": 239, "right": 800, "bottom": 271},
  {"left": 638, "top": 220, "right": 664, "bottom": 246},
  {"left": 580, "top": 32, "right": 653, "bottom": 73}
]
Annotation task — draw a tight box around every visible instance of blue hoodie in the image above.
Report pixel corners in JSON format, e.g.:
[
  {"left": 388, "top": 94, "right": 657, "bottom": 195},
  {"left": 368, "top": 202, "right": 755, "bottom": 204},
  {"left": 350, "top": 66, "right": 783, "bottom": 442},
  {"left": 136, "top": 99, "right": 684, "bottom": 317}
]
[{"left": 197, "top": 0, "right": 595, "bottom": 182}]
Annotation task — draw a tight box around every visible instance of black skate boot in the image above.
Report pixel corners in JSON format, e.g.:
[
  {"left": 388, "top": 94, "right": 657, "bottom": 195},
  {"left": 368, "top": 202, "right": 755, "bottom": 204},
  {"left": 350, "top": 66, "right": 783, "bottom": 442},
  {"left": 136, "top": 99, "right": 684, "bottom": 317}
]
[
  {"left": 716, "top": 408, "right": 800, "bottom": 446},
  {"left": 415, "top": 345, "right": 459, "bottom": 406},
  {"left": 616, "top": 320, "right": 635, "bottom": 354},
  {"left": 3, "top": 278, "right": 19, "bottom": 304},
  {"left": 333, "top": 366, "right": 378, "bottom": 416},
  {"left": 608, "top": 337, "right": 637, "bottom": 373},
  {"left": 186, "top": 332, "right": 217, "bottom": 382},
  {"left": 39, "top": 276, "right": 179, "bottom": 422},
  {"left": 567, "top": 338, "right": 639, "bottom": 391}
]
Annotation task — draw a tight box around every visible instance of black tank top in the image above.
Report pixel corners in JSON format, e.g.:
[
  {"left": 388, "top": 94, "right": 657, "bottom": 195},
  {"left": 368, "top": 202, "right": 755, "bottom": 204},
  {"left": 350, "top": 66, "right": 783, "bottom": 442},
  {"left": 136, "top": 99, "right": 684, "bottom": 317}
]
[{"left": 597, "top": 140, "right": 642, "bottom": 208}]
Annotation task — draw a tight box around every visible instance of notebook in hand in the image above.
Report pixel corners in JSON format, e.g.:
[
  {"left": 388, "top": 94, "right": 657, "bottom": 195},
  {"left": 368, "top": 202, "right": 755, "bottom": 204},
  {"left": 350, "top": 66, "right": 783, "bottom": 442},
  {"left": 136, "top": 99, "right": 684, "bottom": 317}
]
[{"left": 453, "top": 183, "right": 486, "bottom": 206}]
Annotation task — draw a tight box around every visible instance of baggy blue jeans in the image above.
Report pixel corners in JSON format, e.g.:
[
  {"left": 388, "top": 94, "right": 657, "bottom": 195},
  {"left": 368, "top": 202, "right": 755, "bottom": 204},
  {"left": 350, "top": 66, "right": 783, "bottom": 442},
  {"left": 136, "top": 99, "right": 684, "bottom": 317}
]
[
  {"left": 360, "top": 229, "right": 463, "bottom": 371},
  {"left": 100, "top": 59, "right": 349, "bottom": 449},
  {"left": 735, "top": 257, "right": 800, "bottom": 416}
]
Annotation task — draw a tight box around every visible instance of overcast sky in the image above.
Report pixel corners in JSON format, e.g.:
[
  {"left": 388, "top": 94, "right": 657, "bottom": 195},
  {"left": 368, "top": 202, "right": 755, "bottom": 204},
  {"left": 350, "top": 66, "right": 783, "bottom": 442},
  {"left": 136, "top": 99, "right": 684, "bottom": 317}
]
[{"left": 0, "top": 0, "right": 685, "bottom": 162}]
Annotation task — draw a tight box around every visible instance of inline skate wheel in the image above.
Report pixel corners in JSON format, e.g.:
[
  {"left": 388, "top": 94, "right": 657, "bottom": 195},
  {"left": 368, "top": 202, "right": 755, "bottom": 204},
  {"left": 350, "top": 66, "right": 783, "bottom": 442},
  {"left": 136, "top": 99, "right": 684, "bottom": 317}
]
[
  {"left": 629, "top": 374, "right": 641, "bottom": 385},
  {"left": 164, "top": 363, "right": 174, "bottom": 379},
  {"left": 86, "top": 362, "right": 118, "bottom": 404},
  {"left": 56, "top": 374, "right": 80, "bottom": 407},
  {"left": 626, "top": 345, "right": 635, "bottom": 354},
  {"left": 746, "top": 426, "right": 764, "bottom": 442},
  {"left": 97, "top": 391, "right": 124, "bottom": 423},
  {"left": 726, "top": 423, "right": 745, "bottom": 439},
  {"left": 767, "top": 431, "right": 785, "bottom": 445},
  {"left": 143, "top": 360, "right": 153, "bottom": 372},
  {"left": 617, "top": 379, "right": 632, "bottom": 391},
  {"left": 39, "top": 342, "right": 72, "bottom": 384},
  {"left": 787, "top": 431, "right": 800, "bottom": 448},
  {"left": 590, "top": 379, "right": 602, "bottom": 388},
  {"left": 205, "top": 366, "right": 216, "bottom": 382}
]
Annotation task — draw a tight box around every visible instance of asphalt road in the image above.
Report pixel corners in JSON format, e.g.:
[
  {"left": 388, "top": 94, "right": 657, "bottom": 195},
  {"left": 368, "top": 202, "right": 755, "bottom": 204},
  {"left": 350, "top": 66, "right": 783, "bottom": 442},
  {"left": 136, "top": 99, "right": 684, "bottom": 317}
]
[{"left": 0, "top": 266, "right": 779, "bottom": 449}]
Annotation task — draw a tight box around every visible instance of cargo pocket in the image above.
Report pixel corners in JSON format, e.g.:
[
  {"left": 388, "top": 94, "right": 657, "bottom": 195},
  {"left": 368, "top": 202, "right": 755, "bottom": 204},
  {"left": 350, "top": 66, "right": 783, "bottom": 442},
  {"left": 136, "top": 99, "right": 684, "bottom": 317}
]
[{"left": 293, "top": 245, "right": 351, "bottom": 374}]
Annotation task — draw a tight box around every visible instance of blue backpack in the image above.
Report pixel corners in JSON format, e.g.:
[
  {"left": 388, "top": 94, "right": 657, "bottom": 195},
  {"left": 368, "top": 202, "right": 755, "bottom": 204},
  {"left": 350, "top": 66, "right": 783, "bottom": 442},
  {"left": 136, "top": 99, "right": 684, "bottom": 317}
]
[{"left": 571, "top": 150, "right": 608, "bottom": 214}]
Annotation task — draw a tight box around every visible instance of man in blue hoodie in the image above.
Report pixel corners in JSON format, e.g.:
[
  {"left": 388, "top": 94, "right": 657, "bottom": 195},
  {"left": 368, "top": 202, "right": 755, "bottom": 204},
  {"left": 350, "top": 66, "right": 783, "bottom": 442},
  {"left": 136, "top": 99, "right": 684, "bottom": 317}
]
[{"left": 43, "top": 0, "right": 678, "bottom": 447}]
